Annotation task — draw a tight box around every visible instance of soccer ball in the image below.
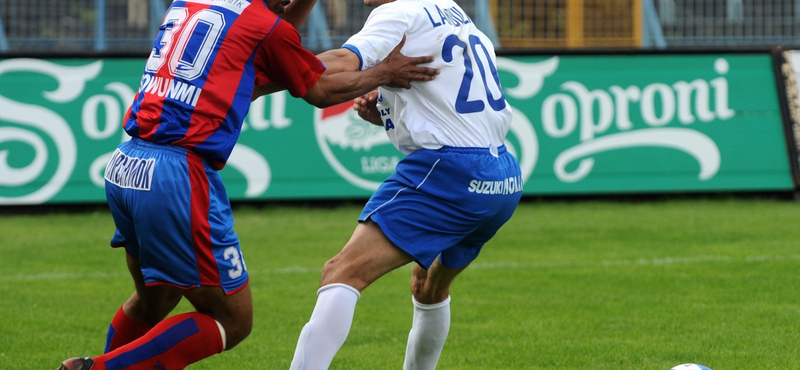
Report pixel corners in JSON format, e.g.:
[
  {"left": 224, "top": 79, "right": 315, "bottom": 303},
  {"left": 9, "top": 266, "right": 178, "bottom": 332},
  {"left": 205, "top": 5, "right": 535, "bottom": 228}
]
[{"left": 670, "top": 364, "right": 712, "bottom": 370}]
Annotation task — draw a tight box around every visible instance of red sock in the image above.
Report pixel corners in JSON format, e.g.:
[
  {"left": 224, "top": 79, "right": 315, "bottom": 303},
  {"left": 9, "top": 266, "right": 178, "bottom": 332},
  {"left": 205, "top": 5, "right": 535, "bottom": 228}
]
[
  {"left": 92, "top": 312, "right": 224, "bottom": 370},
  {"left": 104, "top": 306, "right": 154, "bottom": 353}
]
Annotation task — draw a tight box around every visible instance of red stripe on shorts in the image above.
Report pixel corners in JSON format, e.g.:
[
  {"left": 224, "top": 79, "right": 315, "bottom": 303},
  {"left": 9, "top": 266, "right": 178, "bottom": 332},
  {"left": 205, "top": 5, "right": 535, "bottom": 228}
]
[{"left": 187, "top": 153, "right": 221, "bottom": 287}]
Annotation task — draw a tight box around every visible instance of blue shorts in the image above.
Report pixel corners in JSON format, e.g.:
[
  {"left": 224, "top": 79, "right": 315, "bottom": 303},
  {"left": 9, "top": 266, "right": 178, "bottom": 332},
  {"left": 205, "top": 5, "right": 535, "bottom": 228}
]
[
  {"left": 105, "top": 138, "right": 248, "bottom": 294},
  {"left": 360, "top": 145, "right": 523, "bottom": 269}
]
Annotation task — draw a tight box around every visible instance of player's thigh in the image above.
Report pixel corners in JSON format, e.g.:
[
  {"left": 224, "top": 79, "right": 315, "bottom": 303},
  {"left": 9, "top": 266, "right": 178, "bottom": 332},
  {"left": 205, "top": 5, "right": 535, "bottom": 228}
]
[
  {"left": 320, "top": 219, "right": 415, "bottom": 290},
  {"left": 182, "top": 283, "right": 252, "bottom": 323},
  {"left": 124, "top": 254, "right": 183, "bottom": 325}
]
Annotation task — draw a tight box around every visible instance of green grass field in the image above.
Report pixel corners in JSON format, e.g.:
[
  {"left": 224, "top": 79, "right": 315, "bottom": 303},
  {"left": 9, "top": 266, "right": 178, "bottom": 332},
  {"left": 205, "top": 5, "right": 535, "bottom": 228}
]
[{"left": 2, "top": 198, "right": 800, "bottom": 370}]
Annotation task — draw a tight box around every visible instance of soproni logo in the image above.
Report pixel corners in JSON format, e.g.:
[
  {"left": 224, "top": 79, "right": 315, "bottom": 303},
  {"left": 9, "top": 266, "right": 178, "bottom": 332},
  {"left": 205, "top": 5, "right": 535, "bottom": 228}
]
[
  {"left": 502, "top": 56, "right": 731, "bottom": 183},
  {"left": 318, "top": 55, "right": 732, "bottom": 192}
]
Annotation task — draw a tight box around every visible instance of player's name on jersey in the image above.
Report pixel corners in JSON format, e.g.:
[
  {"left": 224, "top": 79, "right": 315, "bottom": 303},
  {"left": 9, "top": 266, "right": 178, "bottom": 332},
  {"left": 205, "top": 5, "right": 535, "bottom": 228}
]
[
  {"left": 424, "top": 5, "right": 472, "bottom": 28},
  {"left": 138, "top": 74, "right": 203, "bottom": 107}
]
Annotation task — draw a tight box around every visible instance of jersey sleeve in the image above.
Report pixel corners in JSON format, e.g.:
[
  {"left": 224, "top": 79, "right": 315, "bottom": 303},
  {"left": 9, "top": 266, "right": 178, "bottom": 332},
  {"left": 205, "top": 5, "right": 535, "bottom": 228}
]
[
  {"left": 342, "top": 4, "right": 409, "bottom": 71},
  {"left": 255, "top": 20, "right": 326, "bottom": 98}
]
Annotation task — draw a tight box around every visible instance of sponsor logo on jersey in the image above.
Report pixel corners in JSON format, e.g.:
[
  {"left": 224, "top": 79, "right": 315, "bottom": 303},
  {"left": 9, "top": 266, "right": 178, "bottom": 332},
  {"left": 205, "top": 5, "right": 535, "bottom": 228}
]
[
  {"left": 104, "top": 149, "right": 156, "bottom": 191},
  {"left": 467, "top": 175, "right": 524, "bottom": 195}
]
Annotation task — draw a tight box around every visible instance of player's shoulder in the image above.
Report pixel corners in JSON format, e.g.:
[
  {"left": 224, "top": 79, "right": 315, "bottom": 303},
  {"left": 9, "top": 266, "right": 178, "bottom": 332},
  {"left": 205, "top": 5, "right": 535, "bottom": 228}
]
[
  {"left": 368, "top": 0, "right": 431, "bottom": 24},
  {"left": 224, "top": 1, "right": 282, "bottom": 35},
  {"left": 374, "top": 0, "right": 459, "bottom": 21},
  {"left": 382, "top": 0, "right": 455, "bottom": 9},
  {"left": 375, "top": 0, "right": 429, "bottom": 11},
  {"left": 264, "top": 18, "right": 300, "bottom": 40}
]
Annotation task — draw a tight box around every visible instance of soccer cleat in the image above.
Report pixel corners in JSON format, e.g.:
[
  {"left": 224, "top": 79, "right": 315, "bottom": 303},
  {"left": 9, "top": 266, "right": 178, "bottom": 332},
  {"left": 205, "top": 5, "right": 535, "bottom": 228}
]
[{"left": 57, "top": 357, "right": 94, "bottom": 370}]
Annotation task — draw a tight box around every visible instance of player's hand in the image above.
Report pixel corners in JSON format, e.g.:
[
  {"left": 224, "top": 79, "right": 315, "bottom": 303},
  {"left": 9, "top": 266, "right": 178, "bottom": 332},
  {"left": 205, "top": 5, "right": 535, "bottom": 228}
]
[
  {"left": 381, "top": 35, "right": 439, "bottom": 89},
  {"left": 353, "top": 89, "right": 383, "bottom": 126}
]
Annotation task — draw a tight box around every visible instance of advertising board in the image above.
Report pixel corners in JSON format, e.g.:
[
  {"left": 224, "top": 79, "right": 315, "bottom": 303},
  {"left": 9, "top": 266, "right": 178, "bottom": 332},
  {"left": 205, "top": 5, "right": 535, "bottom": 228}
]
[{"left": 0, "top": 51, "right": 795, "bottom": 204}]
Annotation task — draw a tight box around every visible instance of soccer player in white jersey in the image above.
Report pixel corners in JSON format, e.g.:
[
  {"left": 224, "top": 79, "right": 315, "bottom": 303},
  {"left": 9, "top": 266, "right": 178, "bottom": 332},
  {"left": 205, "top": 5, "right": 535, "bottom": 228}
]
[{"left": 288, "top": 0, "right": 523, "bottom": 369}]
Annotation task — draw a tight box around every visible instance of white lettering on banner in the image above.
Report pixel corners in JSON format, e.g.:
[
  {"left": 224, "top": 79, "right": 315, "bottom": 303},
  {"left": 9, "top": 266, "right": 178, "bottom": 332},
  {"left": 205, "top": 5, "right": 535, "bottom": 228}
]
[
  {"left": 497, "top": 56, "right": 732, "bottom": 183},
  {"left": 0, "top": 59, "right": 283, "bottom": 205},
  {"left": 361, "top": 156, "right": 401, "bottom": 174},
  {"left": 783, "top": 51, "right": 800, "bottom": 166},
  {"left": 0, "top": 58, "right": 98, "bottom": 204}
]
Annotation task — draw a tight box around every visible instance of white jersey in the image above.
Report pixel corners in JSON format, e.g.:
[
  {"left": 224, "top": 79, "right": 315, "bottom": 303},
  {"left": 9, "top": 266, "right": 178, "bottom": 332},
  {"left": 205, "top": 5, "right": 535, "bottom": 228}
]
[{"left": 343, "top": 0, "right": 513, "bottom": 155}]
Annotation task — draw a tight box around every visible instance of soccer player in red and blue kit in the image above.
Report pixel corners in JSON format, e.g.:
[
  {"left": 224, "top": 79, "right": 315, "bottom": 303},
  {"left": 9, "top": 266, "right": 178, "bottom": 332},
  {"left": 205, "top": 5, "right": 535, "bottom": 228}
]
[{"left": 56, "top": 0, "right": 438, "bottom": 369}]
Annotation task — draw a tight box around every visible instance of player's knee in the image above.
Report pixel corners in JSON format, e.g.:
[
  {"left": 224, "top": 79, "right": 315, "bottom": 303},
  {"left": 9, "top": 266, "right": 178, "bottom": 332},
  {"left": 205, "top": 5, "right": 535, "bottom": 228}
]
[
  {"left": 409, "top": 271, "right": 426, "bottom": 295},
  {"left": 223, "top": 316, "right": 253, "bottom": 350},
  {"left": 319, "top": 257, "right": 340, "bottom": 283},
  {"left": 319, "top": 255, "right": 353, "bottom": 286},
  {"left": 410, "top": 276, "right": 449, "bottom": 304}
]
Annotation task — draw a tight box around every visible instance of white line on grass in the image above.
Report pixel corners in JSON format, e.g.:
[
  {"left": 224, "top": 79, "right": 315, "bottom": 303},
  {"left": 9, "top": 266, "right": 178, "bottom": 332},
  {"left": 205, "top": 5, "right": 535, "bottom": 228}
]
[{"left": 4, "top": 254, "right": 800, "bottom": 282}]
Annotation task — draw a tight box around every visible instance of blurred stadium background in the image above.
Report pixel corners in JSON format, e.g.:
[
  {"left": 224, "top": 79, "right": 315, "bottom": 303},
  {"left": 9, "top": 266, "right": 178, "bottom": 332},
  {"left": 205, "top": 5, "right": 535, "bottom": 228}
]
[{"left": 1, "top": 0, "right": 800, "bottom": 55}]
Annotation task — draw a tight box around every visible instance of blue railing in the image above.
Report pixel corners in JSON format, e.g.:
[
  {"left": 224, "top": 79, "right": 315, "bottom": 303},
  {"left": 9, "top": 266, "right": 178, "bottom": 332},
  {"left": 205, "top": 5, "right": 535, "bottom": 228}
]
[{"left": 1, "top": 0, "right": 799, "bottom": 54}]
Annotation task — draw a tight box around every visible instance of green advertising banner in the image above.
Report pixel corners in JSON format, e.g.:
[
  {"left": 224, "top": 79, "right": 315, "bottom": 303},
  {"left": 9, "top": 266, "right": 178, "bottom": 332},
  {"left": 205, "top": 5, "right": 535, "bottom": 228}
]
[
  {"left": 0, "top": 52, "right": 795, "bottom": 205},
  {"left": 499, "top": 52, "right": 794, "bottom": 195}
]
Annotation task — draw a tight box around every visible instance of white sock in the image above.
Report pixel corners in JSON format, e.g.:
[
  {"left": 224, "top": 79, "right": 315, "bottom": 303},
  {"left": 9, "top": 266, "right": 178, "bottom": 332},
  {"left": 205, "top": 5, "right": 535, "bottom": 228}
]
[
  {"left": 290, "top": 283, "right": 361, "bottom": 370},
  {"left": 403, "top": 295, "right": 451, "bottom": 370}
]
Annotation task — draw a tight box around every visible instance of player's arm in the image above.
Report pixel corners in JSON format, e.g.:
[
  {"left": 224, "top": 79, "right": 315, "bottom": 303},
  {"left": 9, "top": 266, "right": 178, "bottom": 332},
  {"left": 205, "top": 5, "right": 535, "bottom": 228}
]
[
  {"left": 315, "top": 48, "right": 361, "bottom": 73},
  {"left": 252, "top": 48, "right": 356, "bottom": 101},
  {"left": 302, "top": 36, "right": 438, "bottom": 108},
  {"left": 250, "top": 0, "right": 320, "bottom": 101}
]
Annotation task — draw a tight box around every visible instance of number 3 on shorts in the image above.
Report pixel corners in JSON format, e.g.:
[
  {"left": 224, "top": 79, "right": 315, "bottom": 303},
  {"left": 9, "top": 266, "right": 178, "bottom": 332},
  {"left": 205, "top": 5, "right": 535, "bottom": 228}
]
[{"left": 224, "top": 246, "right": 246, "bottom": 279}]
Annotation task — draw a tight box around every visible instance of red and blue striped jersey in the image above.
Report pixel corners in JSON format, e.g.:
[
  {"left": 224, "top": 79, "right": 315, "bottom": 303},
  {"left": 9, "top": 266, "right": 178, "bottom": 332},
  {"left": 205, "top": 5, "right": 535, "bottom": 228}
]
[{"left": 123, "top": 0, "right": 325, "bottom": 169}]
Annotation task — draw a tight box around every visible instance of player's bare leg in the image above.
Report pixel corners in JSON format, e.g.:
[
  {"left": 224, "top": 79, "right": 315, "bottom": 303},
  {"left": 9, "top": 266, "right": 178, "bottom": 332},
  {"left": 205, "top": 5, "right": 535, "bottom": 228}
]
[
  {"left": 319, "top": 219, "right": 414, "bottom": 290},
  {"left": 103, "top": 254, "right": 183, "bottom": 352},
  {"left": 59, "top": 257, "right": 253, "bottom": 370},
  {"left": 403, "top": 259, "right": 468, "bottom": 370},
  {"left": 123, "top": 255, "right": 183, "bottom": 325},
  {"left": 182, "top": 282, "right": 254, "bottom": 350},
  {"left": 290, "top": 219, "right": 414, "bottom": 370}
]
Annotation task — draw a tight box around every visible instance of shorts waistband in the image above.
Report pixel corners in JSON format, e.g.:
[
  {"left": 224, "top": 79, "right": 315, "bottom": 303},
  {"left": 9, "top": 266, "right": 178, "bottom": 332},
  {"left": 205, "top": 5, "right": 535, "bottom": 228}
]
[
  {"left": 436, "top": 144, "right": 507, "bottom": 155},
  {"left": 127, "top": 137, "right": 201, "bottom": 159}
]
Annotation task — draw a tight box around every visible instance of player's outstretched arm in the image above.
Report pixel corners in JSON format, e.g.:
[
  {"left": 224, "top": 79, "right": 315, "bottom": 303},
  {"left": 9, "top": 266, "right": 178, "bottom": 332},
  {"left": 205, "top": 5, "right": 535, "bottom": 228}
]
[
  {"left": 251, "top": 47, "right": 353, "bottom": 101},
  {"left": 302, "top": 36, "right": 438, "bottom": 108}
]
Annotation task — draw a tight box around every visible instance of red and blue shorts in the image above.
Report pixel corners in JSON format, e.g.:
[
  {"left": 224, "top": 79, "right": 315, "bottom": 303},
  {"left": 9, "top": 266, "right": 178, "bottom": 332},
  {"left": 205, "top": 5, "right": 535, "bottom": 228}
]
[{"left": 105, "top": 138, "right": 248, "bottom": 294}]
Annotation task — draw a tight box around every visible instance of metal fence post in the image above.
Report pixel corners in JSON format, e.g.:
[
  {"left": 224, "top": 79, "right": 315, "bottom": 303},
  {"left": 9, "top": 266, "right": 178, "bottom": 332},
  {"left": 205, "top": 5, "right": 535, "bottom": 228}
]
[
  {"left": 150, "top": 0, "right": 167, "bottom": 41},
  {"left": 796, "top": 0, "right": 800, "bottom": 20},
  {"left": 643, "top": 0, "right": 667, "bottom": 48},
  {"left": 306, "top": 2, "right": 333, "bottom": 51},
  {"left": 474, "top": 0, "right": 499, "bottom": 46},
  {"left": 95, "top": 0, "right": 107, "bottom": 51},
  {"left": 0, "top": 8, "right": 9, "bottom": 52}
]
